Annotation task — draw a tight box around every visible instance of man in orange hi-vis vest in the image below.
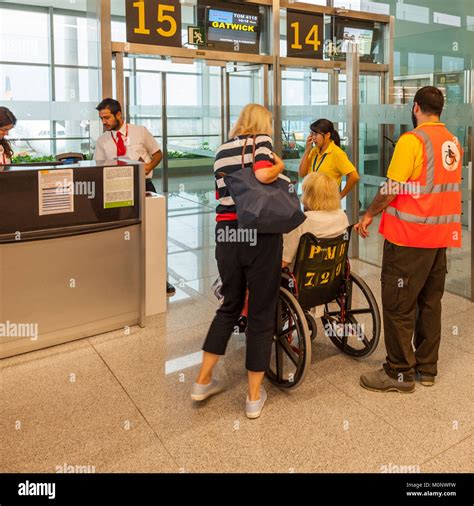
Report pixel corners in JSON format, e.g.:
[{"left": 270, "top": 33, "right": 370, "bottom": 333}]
[{"left": 355, "top": 86, "right": 462, "bottom": 393}]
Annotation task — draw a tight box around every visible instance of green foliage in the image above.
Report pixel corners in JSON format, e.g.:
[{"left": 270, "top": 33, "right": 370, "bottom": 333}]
[
  {"left": 12, "top": 153, "right": 94, "bottom": 163},
  {"left": 12, "top": 154, "right": 56, "bottom": 164},
  {"left": 167, "top": 150, "right": 205, "bottom": 159}
]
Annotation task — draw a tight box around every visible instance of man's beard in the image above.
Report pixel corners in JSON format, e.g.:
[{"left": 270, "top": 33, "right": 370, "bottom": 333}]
[
  {"left": 105, "top": 118, "right": 120, "bottom": 131},
  {"left": 411, "top": 105, "right": 417, "bottom": 129}
]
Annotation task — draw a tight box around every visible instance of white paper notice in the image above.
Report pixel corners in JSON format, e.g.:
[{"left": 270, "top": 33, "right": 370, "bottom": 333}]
[
  {"left": 38, "top": 169, "right": 74, "bottom": 216},
  {"left": 103, "top": 165, "right": 134, "bottom": 209}
]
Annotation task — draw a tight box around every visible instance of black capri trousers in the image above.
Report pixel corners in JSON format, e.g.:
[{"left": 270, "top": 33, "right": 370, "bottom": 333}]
[{"left": 203, "top": 221, "right": 283, "bottom": 372}]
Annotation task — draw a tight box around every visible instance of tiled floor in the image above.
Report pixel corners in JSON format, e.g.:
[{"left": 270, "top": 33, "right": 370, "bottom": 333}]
[{"left": 2, "top": 184, "right": 473, "bottom": 473}]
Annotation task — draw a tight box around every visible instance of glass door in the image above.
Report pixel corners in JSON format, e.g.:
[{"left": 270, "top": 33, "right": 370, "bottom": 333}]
[
  {"left": 123, "top": 57, "right": 222, "bottom": 197},
  {"left": 281, "top": 67, "right": 334, "bottom": 179},
  {"left": 339, "top": 70, "right": 385, "bottom": 263},
  {"left": 226, "top": 63, "right": 267, "bottom": 135},
  {"left": 121, "top": 56, "right": 268, "bottom": 196}
]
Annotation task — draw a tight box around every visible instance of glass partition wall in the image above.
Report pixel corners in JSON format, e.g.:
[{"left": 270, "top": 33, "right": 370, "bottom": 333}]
[
  {"left": 1, "top": 0, "right": 472, "bottom": 300},
  {"left": 119, "top": 56, "right": 268, "bottom": 196},
  {"left": 0, "top": 2, "right": 101, "bottom": 158}
]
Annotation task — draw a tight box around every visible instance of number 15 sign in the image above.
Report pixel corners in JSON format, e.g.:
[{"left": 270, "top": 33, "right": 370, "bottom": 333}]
[{"left": 126, "top": 0, "right": 182, "bottom": 48}]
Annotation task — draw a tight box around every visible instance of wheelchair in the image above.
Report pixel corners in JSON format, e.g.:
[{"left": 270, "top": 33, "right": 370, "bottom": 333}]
[{"left": 265, "top": 226, "right": 381, "bottom": 389}]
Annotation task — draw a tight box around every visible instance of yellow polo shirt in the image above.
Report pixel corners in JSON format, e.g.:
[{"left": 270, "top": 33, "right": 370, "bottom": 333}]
[
  {"left": 386, "top": 122, "right": 444, "bottom": 183},
  {"left": 307, "top": 140, "right": 356, "bottom": 186}
]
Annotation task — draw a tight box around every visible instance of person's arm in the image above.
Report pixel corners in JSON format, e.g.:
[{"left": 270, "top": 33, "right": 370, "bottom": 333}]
[
  {"left": 355, "top": 135, "right": 418, "bottom": 238},
  {"left": 282, "top": 226, "right": 301, "bottom": 268},
  {"left": 142, "top": 127, "right": 161, "bottom": 175},
  {"left": 355, "top": 187, "right": 398, "bottom": 238},
  {"left": 143, "top": 150, "right": 162, "bottom": 175},
  {"left": 336, "top": 149, "right": 359, "bottom": 198},
  {"left": 340, "top": 170, "right": 360, "bottom": 199},
  {"left": 298, "top": 135, "right": 314, "bottom": 178},
  {"left": 251, "top": 135, "right": 284, "bottom": 184},
  {"left": 254, "top": 152, "right": 284, "bottom": 184}
]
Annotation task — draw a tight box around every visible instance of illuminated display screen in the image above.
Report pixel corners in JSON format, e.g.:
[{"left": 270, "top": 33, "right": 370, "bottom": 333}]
[{"left": 206, "top": 8, "right": 260, "bottom": 52}]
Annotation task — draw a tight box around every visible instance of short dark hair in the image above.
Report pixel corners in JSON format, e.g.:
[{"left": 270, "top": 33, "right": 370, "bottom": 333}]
[
  {"left": 96, "top": 98, "right": 122, "bottom": 115},
  {"left": 414, "top": 86, "right": 444, "bottom": 116}
]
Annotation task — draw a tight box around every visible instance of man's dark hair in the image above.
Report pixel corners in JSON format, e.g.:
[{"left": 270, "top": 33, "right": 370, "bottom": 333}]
[
  {"left": 414, "top": 86, "right": 444, "bottom": 116},
  {"left": 96, "top": 98, "right": 122, "bottom": 115}
]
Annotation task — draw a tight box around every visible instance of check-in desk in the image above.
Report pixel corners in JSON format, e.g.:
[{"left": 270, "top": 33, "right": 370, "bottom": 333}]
[{"left": 0, "top": 160, "right": 166, "bottom": 358}]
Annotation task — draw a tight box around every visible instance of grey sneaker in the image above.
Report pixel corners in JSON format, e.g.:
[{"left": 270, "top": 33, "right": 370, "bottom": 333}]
[
  {"left": 416, "top": 371, "right": 435, "bottom": 387},
  {"left": 360, "top": 369, "right": 415, "bottom": 393},
  {"left": 246, "top": 386, "right": 267, "bottom": 419},
  {"left": 190, "top": 379, "right": 223, "bottom": 401}
]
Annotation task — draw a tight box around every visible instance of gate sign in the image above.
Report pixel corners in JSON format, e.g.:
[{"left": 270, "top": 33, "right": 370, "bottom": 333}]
[
  {"left": 126, "top": 0, "right": 182, "bottom": 48},
  {"left": 286, "top": 10, "right": 324, "bottom": 59}
]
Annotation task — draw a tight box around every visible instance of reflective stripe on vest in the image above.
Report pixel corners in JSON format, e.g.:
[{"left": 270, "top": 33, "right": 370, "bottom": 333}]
[
  {"left": 414, "top": 129, "right": 435, "bottom": 193},
  {"left": 385, "top": 207, "right": 461, "bottom": 225},
  {"left": 380, "top": 124, "right": 462, "bottom": 248},
  {"left": 425, "top": 183, "right": 461, "bottom": 193},
  {"left": 413, "top": 132, "right": 462, "bottom": 195}
]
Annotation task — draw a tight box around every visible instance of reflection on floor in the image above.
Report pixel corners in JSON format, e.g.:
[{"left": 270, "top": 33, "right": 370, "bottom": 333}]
[{"left": 2, "top": 185, "right": 473, "bottom": 473}]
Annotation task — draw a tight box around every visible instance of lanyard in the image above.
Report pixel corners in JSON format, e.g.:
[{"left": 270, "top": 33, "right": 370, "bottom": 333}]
[
  {"left": 312, "top": 152, "right": 328, "bottom": 172},
  {"left": 111, "top": 124, "right": 128, "bottom": 153}
]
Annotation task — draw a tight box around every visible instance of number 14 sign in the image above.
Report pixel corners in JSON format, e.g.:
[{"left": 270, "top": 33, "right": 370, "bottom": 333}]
[
  {"left": 286, "top": 10, "right": 324, "bottom": 59},
  {"left": 126, "top": 0, "right": 182, "bottom": 48}
]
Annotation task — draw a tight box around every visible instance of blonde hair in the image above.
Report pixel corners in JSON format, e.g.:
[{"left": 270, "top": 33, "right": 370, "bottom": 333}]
[
  {"left": 301, "top": 172, "right": 341, "bottom": 211},
  {"left": 229, "top": 104, "right": 273, "bottom": 138}
]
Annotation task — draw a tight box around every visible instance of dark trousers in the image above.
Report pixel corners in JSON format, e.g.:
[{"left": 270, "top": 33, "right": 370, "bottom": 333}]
[
  {"left": 203, "top": 222, "right": 282, "bottom": 372},
  {"left": 146, "top": 179, "right": 157, "bottom": 193},
  {"left": 381, "top": 240, "right": 447, "bottom": 382}
]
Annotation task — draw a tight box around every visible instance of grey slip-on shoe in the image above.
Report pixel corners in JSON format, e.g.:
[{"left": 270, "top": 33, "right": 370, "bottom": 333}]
[
  {"left": 190, "top": 379, "right": 223, "bottom": 401},
  {"left": 246, "top": 386, "right": 268, "bottom": 419}
]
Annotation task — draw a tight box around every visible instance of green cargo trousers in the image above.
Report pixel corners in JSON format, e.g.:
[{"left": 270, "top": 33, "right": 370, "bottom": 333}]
[{"left": 381, "top": 240, "right": 447, "bottom": 382}]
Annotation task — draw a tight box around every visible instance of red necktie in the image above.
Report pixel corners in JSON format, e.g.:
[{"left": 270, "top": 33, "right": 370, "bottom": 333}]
[{"left": 116, "top": 131, "right": 126, "bottom": 157}]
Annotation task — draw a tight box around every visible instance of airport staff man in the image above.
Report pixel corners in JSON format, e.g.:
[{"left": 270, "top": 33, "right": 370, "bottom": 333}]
[
  {"left": 94, "top": 98, "right": 175, "bottom": 297},
  {"left": 94, "top": 98, "right": 162, "bottom": 193},
  {"left": 355, "top": 86, "right": 462, "bottom": 393}
]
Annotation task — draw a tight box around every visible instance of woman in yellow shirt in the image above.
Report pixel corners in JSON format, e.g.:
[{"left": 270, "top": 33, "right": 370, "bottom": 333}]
[{"left": 299, "top": 118, "right": 360, "bottom": 199}]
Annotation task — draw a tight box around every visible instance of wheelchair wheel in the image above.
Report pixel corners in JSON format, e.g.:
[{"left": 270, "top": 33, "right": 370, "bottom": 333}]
[
  {"left": 305, "top": 312, "right": 318, "bottom": 341},
  {"left": 266, "top": 287, "right": 312, "bottom": 389},
  {"left": 321, "top": 272, "right": 380, "bottom": 358}
]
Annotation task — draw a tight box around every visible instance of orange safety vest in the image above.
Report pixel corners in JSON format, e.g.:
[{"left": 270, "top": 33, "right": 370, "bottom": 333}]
[{"left": 379, "top": 124, "right": 462, "bottom": 248}]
